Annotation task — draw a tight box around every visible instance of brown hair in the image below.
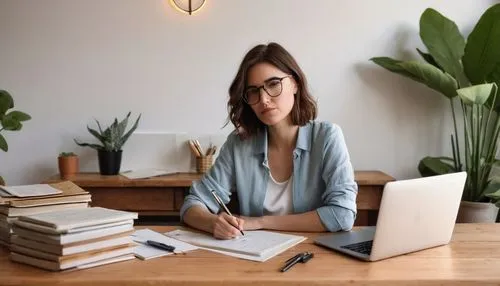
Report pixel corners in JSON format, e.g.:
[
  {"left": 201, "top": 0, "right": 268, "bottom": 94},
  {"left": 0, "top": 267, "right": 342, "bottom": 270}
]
[{"left": 227, "top": 42, "right": 317, "bottom": 139}]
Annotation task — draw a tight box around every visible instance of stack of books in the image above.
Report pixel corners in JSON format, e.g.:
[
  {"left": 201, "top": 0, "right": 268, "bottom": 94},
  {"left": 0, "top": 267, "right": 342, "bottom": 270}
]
[
  {"left": 9, "top": 207, "right": 137, "bottom": 271},
  {"left": 0, "top": 181, "right": 91, "bottom": 248}
]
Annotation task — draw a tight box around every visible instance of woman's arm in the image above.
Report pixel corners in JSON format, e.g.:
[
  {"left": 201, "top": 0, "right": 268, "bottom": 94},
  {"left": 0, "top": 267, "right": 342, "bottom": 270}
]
[
  {"left": 242, "top": 211, "right": 325, "bottom": 232},
  {"left": 180, "top": 133, "right": 238, "bottom": 236},
  {"left": 241, "top": 206, "right": 355, "bottom": 232},
  {"left": 316, "top": 124, "right": 358, "bottom": 231}
]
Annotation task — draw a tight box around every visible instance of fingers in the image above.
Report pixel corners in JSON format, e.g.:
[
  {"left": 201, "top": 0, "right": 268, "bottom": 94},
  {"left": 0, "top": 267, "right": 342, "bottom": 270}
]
[
  {"left": 237, "top": 217, "right": 244, "bottom": 231},
  {"left": 212, "top": 213, "right": 244, "bottom": 239}
]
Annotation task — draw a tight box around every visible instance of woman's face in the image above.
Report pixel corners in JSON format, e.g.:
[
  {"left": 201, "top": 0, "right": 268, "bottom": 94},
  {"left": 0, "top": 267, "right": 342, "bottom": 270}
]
[{"left": 245, "top": 62, "right": 298, "bottom": 127}]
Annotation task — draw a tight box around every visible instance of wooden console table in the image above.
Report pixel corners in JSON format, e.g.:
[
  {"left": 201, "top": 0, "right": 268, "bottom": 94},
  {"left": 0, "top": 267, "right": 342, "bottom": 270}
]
[{"left": 44, "top": 171, "right": 394, "bottom": 226}]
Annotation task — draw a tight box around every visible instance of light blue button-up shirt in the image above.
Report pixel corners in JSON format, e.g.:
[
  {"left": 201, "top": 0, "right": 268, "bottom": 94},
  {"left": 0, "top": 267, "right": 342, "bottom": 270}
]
[{"left": 180, "top": 121, "right": 358, "bottom": 232}]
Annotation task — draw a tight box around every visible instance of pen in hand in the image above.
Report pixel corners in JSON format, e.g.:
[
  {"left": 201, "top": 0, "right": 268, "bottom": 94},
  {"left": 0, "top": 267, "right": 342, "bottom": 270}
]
[{"left": 210, "top": 190, "right": 245, "bottom": 236}]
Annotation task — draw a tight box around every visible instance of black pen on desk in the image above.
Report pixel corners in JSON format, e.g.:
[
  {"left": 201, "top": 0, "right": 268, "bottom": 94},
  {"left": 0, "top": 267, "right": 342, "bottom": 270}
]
[
  {"left": 210, "top": 190, "right": 245, "bottom": 236},
  {"left": 146, "top": 240, "right": 176, "bottom": 252},
  {"left": 280, "top": 252, "right": 314, "bottom": 272}
]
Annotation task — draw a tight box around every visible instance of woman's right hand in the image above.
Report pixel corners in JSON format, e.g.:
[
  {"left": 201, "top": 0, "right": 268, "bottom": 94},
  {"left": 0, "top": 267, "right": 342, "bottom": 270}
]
[{"left": 212, "top": 213, "right": 244, "bottom": 239}]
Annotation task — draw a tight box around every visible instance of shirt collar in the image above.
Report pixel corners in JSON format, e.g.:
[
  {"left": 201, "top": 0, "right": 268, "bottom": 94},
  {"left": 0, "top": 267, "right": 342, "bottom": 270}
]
[
  {"left": 253, "top": 122, "right": 312, "bottom": 155},
  {"left": 296, "top": 121, "right": 312, "bottom": 151}
]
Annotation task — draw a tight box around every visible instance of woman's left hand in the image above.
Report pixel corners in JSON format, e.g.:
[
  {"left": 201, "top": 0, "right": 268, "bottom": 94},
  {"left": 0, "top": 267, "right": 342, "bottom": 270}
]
[{"left": 239, "top": 216, "right": 264, "bottom": 230}]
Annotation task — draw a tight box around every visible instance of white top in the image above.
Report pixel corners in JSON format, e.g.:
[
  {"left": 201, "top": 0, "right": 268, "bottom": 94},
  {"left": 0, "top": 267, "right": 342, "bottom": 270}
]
[{"left": 263, "top": 174, "right": 293, "bottom": 216}]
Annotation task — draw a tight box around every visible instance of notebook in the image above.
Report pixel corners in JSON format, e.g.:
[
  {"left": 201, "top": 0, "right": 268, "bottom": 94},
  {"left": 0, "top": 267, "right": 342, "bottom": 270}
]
[
  {"left": 131, "top": 229, "right": 198, "bottom": 260},
  {"left": 165, "top": 229, "right": 306, "bottom": 262}
]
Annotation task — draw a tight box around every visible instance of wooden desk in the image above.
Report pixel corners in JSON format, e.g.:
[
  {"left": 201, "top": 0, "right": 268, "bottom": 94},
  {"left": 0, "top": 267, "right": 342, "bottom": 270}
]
[
  {"left": 44, "top": 171, "right": 394, "bottom": 226},
  {"left": 1, "top": 224, "right": 499, "bottom": 286}
]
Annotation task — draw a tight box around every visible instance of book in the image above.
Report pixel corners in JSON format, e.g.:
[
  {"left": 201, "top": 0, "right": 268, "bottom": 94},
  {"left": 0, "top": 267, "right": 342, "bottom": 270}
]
[
  {"left": 0, "top": 218, "right": 10, "bottom": 229},
  {"left": 0, "top": 202, "right": 89, "bottom": 216},
  {"left": 165, "top": 229, "right": 306, "bottom": 262},
  {"left": 0, "top": 181, "right": 89, "bottom": 205},
  {"left": 0, "top": 214, "right": 17, "bottom": 224},
  {"left": 10, "top": 247, "right": 135, "bottom": 271},
  {"left": 10, "top": 242, "right": 135, "bottom": 262},
  {"left": 9, "top": 193, "right": 91, "bottom": 208},
  {"left": 0, "top": 184, "right": 62, "bottom": 197},
  {"left": 12, "top": 223, "right": 134, "bottom": 245},
  {"left": 16, "top": 207, "right": 138, "bottom": 231},
  {"left": 0, "top": 239, "right": 8, "bottom": 247},
  {"left": 11, "top": 233, "right": 133, "bottom": 256},
  {"left": 13, "top": 219, "right": 133, "bottom": 235},
  {"left": 0, "top": 228, "right": 12, "bottom": 245}
]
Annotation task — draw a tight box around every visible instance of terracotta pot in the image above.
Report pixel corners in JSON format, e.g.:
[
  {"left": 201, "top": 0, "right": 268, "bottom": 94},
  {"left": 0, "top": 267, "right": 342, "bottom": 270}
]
[
  {"left": 456, "top": 201, "right": 499, "bottom": 223},
  {"left": 58, "top": 155, "right": 79, "bottom": 179}
]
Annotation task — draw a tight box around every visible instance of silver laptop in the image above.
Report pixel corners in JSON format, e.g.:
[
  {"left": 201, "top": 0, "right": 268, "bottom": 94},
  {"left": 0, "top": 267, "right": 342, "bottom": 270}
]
[{"left": 314, "top": 172, "right": 467, "bottom": 261}]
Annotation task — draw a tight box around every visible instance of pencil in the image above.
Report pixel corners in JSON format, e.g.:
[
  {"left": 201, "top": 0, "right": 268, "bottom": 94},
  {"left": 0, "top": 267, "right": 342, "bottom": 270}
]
[
  {"left": 210, "top": 190, "right": 245, "bottom": 236},
  {"left": 188, "top": 141, "right": 201, "bottom": 157}
]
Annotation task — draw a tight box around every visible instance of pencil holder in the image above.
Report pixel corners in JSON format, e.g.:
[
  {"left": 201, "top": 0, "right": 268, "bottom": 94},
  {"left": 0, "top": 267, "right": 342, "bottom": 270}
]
[{"left": 196, "top": 155, "right": 213, "bottom": 173}]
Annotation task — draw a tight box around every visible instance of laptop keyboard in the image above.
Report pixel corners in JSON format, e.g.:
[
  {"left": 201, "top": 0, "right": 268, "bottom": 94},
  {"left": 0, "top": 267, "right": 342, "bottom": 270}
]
[{"left": 340, "top": 240, "right": 373, "bottom": 255}]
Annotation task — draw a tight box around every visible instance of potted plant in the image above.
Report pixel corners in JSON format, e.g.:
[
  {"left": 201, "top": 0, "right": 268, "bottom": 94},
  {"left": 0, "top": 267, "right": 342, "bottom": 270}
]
[
  {"left": 370, "top": 4, "right": 500, "bottom": 222},
  {"left": 74, "top": 112, "right": 141, "bottom": 176},
  {"left": 0, "top": 90, "right": 31, "bottom": 185},
  {"left": 58, "top": 152, "right": 79, "bottom": 179}
]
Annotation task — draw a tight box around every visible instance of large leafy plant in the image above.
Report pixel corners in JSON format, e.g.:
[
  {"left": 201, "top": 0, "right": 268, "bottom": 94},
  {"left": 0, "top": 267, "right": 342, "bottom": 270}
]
[
  {"left": 0, "top": 90, "right": 31, "bottom": 151},
  {"left": 0, "top": 90, "right": 31, "bottom": 184},
  {"left": 371, "top": 4, "right": 500, "bottom": 206},
  {"left": 74, "top": 112, "right": 141, "bottom": 152}
]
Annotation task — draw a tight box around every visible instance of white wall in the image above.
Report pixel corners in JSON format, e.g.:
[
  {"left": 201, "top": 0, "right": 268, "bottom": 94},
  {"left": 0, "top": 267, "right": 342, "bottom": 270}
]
[{"left": 0, "top": 0, "right": 496, "bottom": 185}]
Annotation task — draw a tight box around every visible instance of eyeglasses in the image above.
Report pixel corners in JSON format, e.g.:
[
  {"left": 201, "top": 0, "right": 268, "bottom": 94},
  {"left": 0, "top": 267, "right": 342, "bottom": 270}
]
[{"left": 243, "top": 75, "right": 292, "bottom": 105}]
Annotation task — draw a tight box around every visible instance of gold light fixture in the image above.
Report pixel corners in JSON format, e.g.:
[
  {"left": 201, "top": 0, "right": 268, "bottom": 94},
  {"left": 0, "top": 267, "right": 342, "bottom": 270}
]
[{"left": 170, "top": 0, "right": 206, "bottom": 15}]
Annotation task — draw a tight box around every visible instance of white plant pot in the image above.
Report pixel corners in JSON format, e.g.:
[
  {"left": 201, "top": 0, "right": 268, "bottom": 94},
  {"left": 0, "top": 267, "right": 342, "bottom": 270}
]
[{"left": 456, "top": 201, "right": 499, "bottom": 223}]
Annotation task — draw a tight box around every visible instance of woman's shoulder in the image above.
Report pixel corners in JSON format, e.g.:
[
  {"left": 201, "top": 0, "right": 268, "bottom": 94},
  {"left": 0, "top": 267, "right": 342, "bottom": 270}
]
[
  {"left": 308, "top": 120, "right": 344, "bottom": 137},
  {"left": 222, "top": 129, "right": 258, "bottom": 150}
]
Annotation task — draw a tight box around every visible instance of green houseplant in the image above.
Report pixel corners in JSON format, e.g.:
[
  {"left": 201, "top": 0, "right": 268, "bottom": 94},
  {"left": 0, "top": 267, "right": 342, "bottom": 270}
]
[
  {"left": 0, "top": 90, "right": 31, "bottom": 185},
  {"left": 74, "top": 112, "right": 141, "bottom": 175},
  {"left": 371, "top": 4, "right": 500, "bottom": 222}
]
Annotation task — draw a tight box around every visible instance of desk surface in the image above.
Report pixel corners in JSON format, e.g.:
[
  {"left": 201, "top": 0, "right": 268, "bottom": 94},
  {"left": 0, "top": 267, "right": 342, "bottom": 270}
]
[
  {"left": 1, "top": 223, "right": 499, "bottom": 286},
  {"left": 45, "top": 170, "right": 395, "bottom": 187}
]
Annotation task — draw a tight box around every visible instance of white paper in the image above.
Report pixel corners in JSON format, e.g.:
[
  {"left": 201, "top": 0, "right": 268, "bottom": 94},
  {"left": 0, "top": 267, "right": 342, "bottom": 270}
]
[
  {"left": 0, "top": 184, "right": 61, "bottom": 197},
  {"left": 120, "top": 168, "right": 176, "bottom": 180},
  {"left": 165, "top": 229, "right": 306, "bottom": 262},
  {"left": 131, "top": 229, "right": 198, "bottom": 260}
]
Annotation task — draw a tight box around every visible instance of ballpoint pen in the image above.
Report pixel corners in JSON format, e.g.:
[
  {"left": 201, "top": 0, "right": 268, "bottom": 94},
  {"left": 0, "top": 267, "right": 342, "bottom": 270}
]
[
  {"left": 146, "top": 240, "right": 176, "bottom": 252},
  {"left": 210, "top": 190, "right": 245, "bottom": 236},
  {"left": 280, "top": 252, "right": 314, "bottom": 272}
]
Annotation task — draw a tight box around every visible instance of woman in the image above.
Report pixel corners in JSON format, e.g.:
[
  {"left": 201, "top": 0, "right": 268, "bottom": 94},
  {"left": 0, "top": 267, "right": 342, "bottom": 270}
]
[{"left": 180, "top": 42, "right": 357, "bottom": 239}]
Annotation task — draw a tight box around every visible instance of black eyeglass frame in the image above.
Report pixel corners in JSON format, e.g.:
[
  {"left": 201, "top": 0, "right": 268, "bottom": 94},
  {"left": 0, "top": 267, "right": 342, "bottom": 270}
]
[{"left": 242, "top": 75, "right": 292, "bottom": 105}]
